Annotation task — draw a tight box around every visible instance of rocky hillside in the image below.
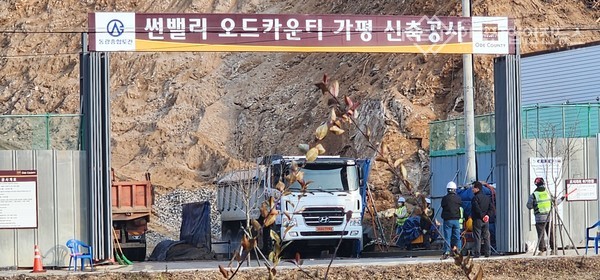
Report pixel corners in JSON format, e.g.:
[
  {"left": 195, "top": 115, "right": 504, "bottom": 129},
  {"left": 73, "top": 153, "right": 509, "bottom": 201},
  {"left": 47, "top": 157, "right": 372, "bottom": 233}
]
[{"left": 1, "top": 0, "right": 599, "bottom": 213}]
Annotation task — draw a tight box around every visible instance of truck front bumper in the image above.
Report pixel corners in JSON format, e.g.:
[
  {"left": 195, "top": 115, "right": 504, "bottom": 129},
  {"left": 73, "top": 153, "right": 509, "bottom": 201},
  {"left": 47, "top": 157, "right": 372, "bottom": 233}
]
[{"left": 282, "top": 225, "right": 362, "bottom": 241}]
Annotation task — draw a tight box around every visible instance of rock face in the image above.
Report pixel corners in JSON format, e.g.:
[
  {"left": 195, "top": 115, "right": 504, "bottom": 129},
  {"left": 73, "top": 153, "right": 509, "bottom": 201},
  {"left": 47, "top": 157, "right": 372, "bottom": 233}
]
[{"left": 0, "top": 0, "right": 599, "bottom": 239}]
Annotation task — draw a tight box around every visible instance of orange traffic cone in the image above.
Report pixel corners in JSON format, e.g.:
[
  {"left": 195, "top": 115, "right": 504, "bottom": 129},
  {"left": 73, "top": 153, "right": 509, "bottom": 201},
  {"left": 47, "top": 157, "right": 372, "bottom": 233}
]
[{"left": 31, "top": 245, "right": 46, "bottom": 273}]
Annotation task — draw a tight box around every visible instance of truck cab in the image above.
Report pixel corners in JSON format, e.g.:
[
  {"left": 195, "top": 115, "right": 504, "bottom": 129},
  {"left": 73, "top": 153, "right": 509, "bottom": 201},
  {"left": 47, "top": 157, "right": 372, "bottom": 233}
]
[
  {"left": 217, "top": 155, "right": 369, "bottom": 257},
  {"left": 270, "top": 156, "right": 365, "bottom": 257}
]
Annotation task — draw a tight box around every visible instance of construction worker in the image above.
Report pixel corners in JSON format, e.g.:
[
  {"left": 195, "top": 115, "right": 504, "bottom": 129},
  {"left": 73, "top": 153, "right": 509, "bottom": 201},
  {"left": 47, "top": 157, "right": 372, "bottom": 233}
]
[
  {"left": 419, "top": 207, "right": 432, "bottom": 250},
  {"left": 471, "top": 181, "right": 491, "bottom": 258},
  {"left": 441, "top": 181, "right": 462, "bottom": 259},
  {"left": 395, "top": 196, "right": 409, "bottom": 247},
  {"left": 526, "top": 177, "right": 554, "bottom": 254},
  {"left": 425, "top": 198, "right": 434, "bottom": 221},
  {"left": 423, "top": 197, "right": 436, "bottom": 246}
]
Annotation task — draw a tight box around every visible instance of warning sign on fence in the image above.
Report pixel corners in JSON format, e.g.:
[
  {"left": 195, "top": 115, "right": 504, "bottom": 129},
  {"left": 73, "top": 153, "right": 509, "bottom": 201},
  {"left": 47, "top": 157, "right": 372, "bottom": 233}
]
[
  {"left": 565, "top": 178, "right": 598, "bottom": 201},
  {"left": 0, "top": 170, "right": 38, "bottom": 229}
]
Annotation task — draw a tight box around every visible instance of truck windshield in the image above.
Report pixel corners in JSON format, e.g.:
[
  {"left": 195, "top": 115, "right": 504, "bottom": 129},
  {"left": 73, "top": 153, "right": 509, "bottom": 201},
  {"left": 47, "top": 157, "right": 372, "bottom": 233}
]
[{"left": 288, "top": 164, "right": 359, "bottom": 192}]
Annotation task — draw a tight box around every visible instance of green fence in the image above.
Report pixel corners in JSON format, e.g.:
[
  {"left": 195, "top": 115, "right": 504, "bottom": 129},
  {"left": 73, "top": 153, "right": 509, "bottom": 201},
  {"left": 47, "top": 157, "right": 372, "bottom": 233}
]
[
  {"left": 430, "top": 104, "right": 600, "bottom": 157},
  {"left": 522, "top": 104, "right": 600, "bottom": 139},
  {"left": 429, "top": 113, "right": 495, "bottom": 157},
  {"left": 0, "top": 114, "right": 82, "bottom": 150}
]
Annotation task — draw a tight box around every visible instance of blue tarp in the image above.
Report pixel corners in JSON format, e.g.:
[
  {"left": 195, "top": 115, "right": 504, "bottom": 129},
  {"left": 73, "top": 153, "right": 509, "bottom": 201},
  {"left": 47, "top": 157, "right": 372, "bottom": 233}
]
[
  {"left": 148, "top": 201, "right": 215, "bottom": 261},
  {"left": 399, "top": 216, "right": 439, "bottom": 244},
  {"left": 180, "top": 201, "right": 212, "bottom": 249},
  {"left": 148, "top": 240, "right": 185, "bottom": 261},
  {"left": 400, "top": 216, "right": 422, "bottom": 244}
]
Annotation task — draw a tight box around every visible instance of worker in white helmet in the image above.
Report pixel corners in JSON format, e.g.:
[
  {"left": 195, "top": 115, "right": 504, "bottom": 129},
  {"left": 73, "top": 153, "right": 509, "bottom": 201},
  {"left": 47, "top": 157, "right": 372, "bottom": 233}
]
[
  {"left": 425, "top": 197, "right": 434, "bottom": 221},
  {"left": 423, "top": 197, "right": 436, "bottom": 247},
  {"left": 441, "top": 181, "right": 462, "bottom": 259},
  {"left": 394, "top": 196, "right": 409, "bottom": 248}
]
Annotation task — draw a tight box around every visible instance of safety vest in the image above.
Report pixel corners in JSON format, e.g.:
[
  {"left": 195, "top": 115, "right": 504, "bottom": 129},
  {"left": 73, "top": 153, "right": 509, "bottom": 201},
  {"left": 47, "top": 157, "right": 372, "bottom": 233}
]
[
  {"left": 396, "top": 205, "right": 408, "bottom": 226},
  {"left": 459, "top": 207, "right": 464, "bottom": 230},
  {"left": 533, "top": 191, "right": 551, "bottom": 215}
]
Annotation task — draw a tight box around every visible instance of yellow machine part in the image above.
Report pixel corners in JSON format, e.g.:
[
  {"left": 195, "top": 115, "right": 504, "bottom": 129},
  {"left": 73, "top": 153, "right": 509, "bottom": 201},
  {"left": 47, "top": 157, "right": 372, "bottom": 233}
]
[{"left": 465, "top": 217, "right": 473, "bottom": 232}]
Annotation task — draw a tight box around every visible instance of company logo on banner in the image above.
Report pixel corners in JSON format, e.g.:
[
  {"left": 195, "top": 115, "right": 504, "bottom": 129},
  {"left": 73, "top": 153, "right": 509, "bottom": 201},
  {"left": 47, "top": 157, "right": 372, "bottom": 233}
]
[
  {"left": 471, "top": 17, "right": 509, "bottom": 54},
  {"left": 88, "top": 13, "right": 515, "bottom": 54},
  {"left": 91, "top": 12, "right": 136, "bottom": 51}
]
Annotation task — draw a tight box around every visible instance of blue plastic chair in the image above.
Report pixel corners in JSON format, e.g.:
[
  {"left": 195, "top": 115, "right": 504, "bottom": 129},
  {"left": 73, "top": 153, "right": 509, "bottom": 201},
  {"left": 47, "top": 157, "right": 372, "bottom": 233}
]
[
  {"left": 66, "top": 239, "right": 94, "bottom": 271},
  {"left": 585, "top": 220, "right": 600, "bottom": 255}
]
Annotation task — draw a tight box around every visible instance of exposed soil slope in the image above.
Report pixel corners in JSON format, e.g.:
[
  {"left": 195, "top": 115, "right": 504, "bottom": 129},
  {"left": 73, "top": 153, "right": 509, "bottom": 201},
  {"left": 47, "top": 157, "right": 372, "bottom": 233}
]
[{"left": 0, "top": 0, "right": 599, "bottom": 215}]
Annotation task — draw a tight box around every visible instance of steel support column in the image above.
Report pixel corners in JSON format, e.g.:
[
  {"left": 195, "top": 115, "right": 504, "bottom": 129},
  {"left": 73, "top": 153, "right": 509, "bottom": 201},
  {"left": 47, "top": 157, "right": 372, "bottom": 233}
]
[
  {"left": 80, "top": 33, "right": 112, "bottom": 260},
  {"left": 494, "top": 44, "right": 524, "bottom": 253}
]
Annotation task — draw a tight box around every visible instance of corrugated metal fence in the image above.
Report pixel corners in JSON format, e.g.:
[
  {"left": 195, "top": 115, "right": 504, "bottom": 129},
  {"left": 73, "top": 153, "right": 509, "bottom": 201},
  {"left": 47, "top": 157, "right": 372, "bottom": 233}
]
[
  {"left": 0, "top": 151, "right": 87, "bottom": 268},
  {"left": 521, "top": 44, "right": 600, "bottom": 106},
  {"left": 431, "top": 51, "right": 600, "bottom": 254},
  {"left": 0, "top": 34, "right": 113, "bottom": 268},
  {"left": 521, "top": 138, "right": 600, "bottom": 250}
]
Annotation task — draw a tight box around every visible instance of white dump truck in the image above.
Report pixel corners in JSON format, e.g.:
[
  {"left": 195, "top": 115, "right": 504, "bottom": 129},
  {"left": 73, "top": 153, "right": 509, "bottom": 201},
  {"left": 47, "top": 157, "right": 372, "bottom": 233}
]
[{"left": 216, "top": 155, "right": 371, "bottom": 257}]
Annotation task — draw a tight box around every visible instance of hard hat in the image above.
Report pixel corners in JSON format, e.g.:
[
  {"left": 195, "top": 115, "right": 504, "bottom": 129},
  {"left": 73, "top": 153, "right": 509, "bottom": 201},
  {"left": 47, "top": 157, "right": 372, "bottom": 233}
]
[
  {"left": 425, "top": 198, "right": 431, "bottom": 204},
  {"left": 534, "top": 177, "right": 545, "bottom": 186},
  {"left": 446, "top": 181, "right": 457, "bottom": 190},
  {"left": 398, "top": 197, "right": 406, "bottom": 203}
]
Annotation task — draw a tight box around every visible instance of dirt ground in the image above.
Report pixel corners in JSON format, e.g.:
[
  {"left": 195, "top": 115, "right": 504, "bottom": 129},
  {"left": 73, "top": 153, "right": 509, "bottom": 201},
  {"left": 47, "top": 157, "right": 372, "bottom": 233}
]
[
  {"left": 2, "top": 256, "right": 600, "bottom": 280},
  {"left": 1, "top": 1, "right": 600, "bottom": 271}
]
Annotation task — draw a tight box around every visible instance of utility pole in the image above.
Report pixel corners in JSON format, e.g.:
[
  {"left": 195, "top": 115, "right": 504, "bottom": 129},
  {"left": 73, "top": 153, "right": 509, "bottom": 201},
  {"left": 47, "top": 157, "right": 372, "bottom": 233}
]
[{"left": 463, "top": 0, "right": 477, "bottom": 184}]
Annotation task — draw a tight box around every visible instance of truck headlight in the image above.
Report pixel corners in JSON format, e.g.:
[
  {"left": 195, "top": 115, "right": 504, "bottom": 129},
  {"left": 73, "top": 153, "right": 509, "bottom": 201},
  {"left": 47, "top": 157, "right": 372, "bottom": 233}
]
[
  {"left": 348, "top": 217, "right": 362, "bottom": 226},
  {"left": 283, "top": 218, "right": 297, "bottom": 228}
]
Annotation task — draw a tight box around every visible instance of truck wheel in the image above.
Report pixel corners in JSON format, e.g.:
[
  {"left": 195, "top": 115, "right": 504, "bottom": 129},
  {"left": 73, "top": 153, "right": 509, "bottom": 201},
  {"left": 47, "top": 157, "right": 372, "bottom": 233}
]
[
  {"left": 222, "top": 221, "right": 244, "bottom": 257},
  {"left": 222, "top": 222, "right": 242, "bottom": 242},
  {"left": 337, "top": 240, "right": 357, "bottom": 258},
  {"left": 122, "top": 245, "right": 146, "bottom": 261},
  {"left": 260, "top": 226, "right": 273, "bottom": 253}
]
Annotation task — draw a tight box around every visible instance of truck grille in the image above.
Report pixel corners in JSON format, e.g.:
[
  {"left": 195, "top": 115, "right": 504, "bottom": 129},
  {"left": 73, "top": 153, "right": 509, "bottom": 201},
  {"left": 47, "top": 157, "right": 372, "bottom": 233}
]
[{"left": 302, "top": 207, "right": 345, "bottom": 226}]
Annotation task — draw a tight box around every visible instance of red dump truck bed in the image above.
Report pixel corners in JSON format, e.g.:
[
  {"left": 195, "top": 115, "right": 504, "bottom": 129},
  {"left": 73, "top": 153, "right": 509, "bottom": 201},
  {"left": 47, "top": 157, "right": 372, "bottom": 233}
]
[
  {"left": 111, "top": 170, "right": 153, "bottom": 261},
  {"left": 111, "top": 177, "right": 153, "bottom": 221}
]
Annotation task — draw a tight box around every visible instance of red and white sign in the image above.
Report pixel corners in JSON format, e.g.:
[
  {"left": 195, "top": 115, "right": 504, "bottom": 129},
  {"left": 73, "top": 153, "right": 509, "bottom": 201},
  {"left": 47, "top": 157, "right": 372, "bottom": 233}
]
[
  {"left": 88, "top": 13, "right": 515, "bottom": 54},
  {"left": 565, "top": 178, "right": 598, "bottom": 201}
]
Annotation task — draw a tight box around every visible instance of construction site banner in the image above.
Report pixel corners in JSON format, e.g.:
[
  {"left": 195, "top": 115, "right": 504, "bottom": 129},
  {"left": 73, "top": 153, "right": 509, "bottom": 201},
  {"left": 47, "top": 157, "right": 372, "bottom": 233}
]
[{"left": 88, "top": 13, "right": 515, "bottom": 54}]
